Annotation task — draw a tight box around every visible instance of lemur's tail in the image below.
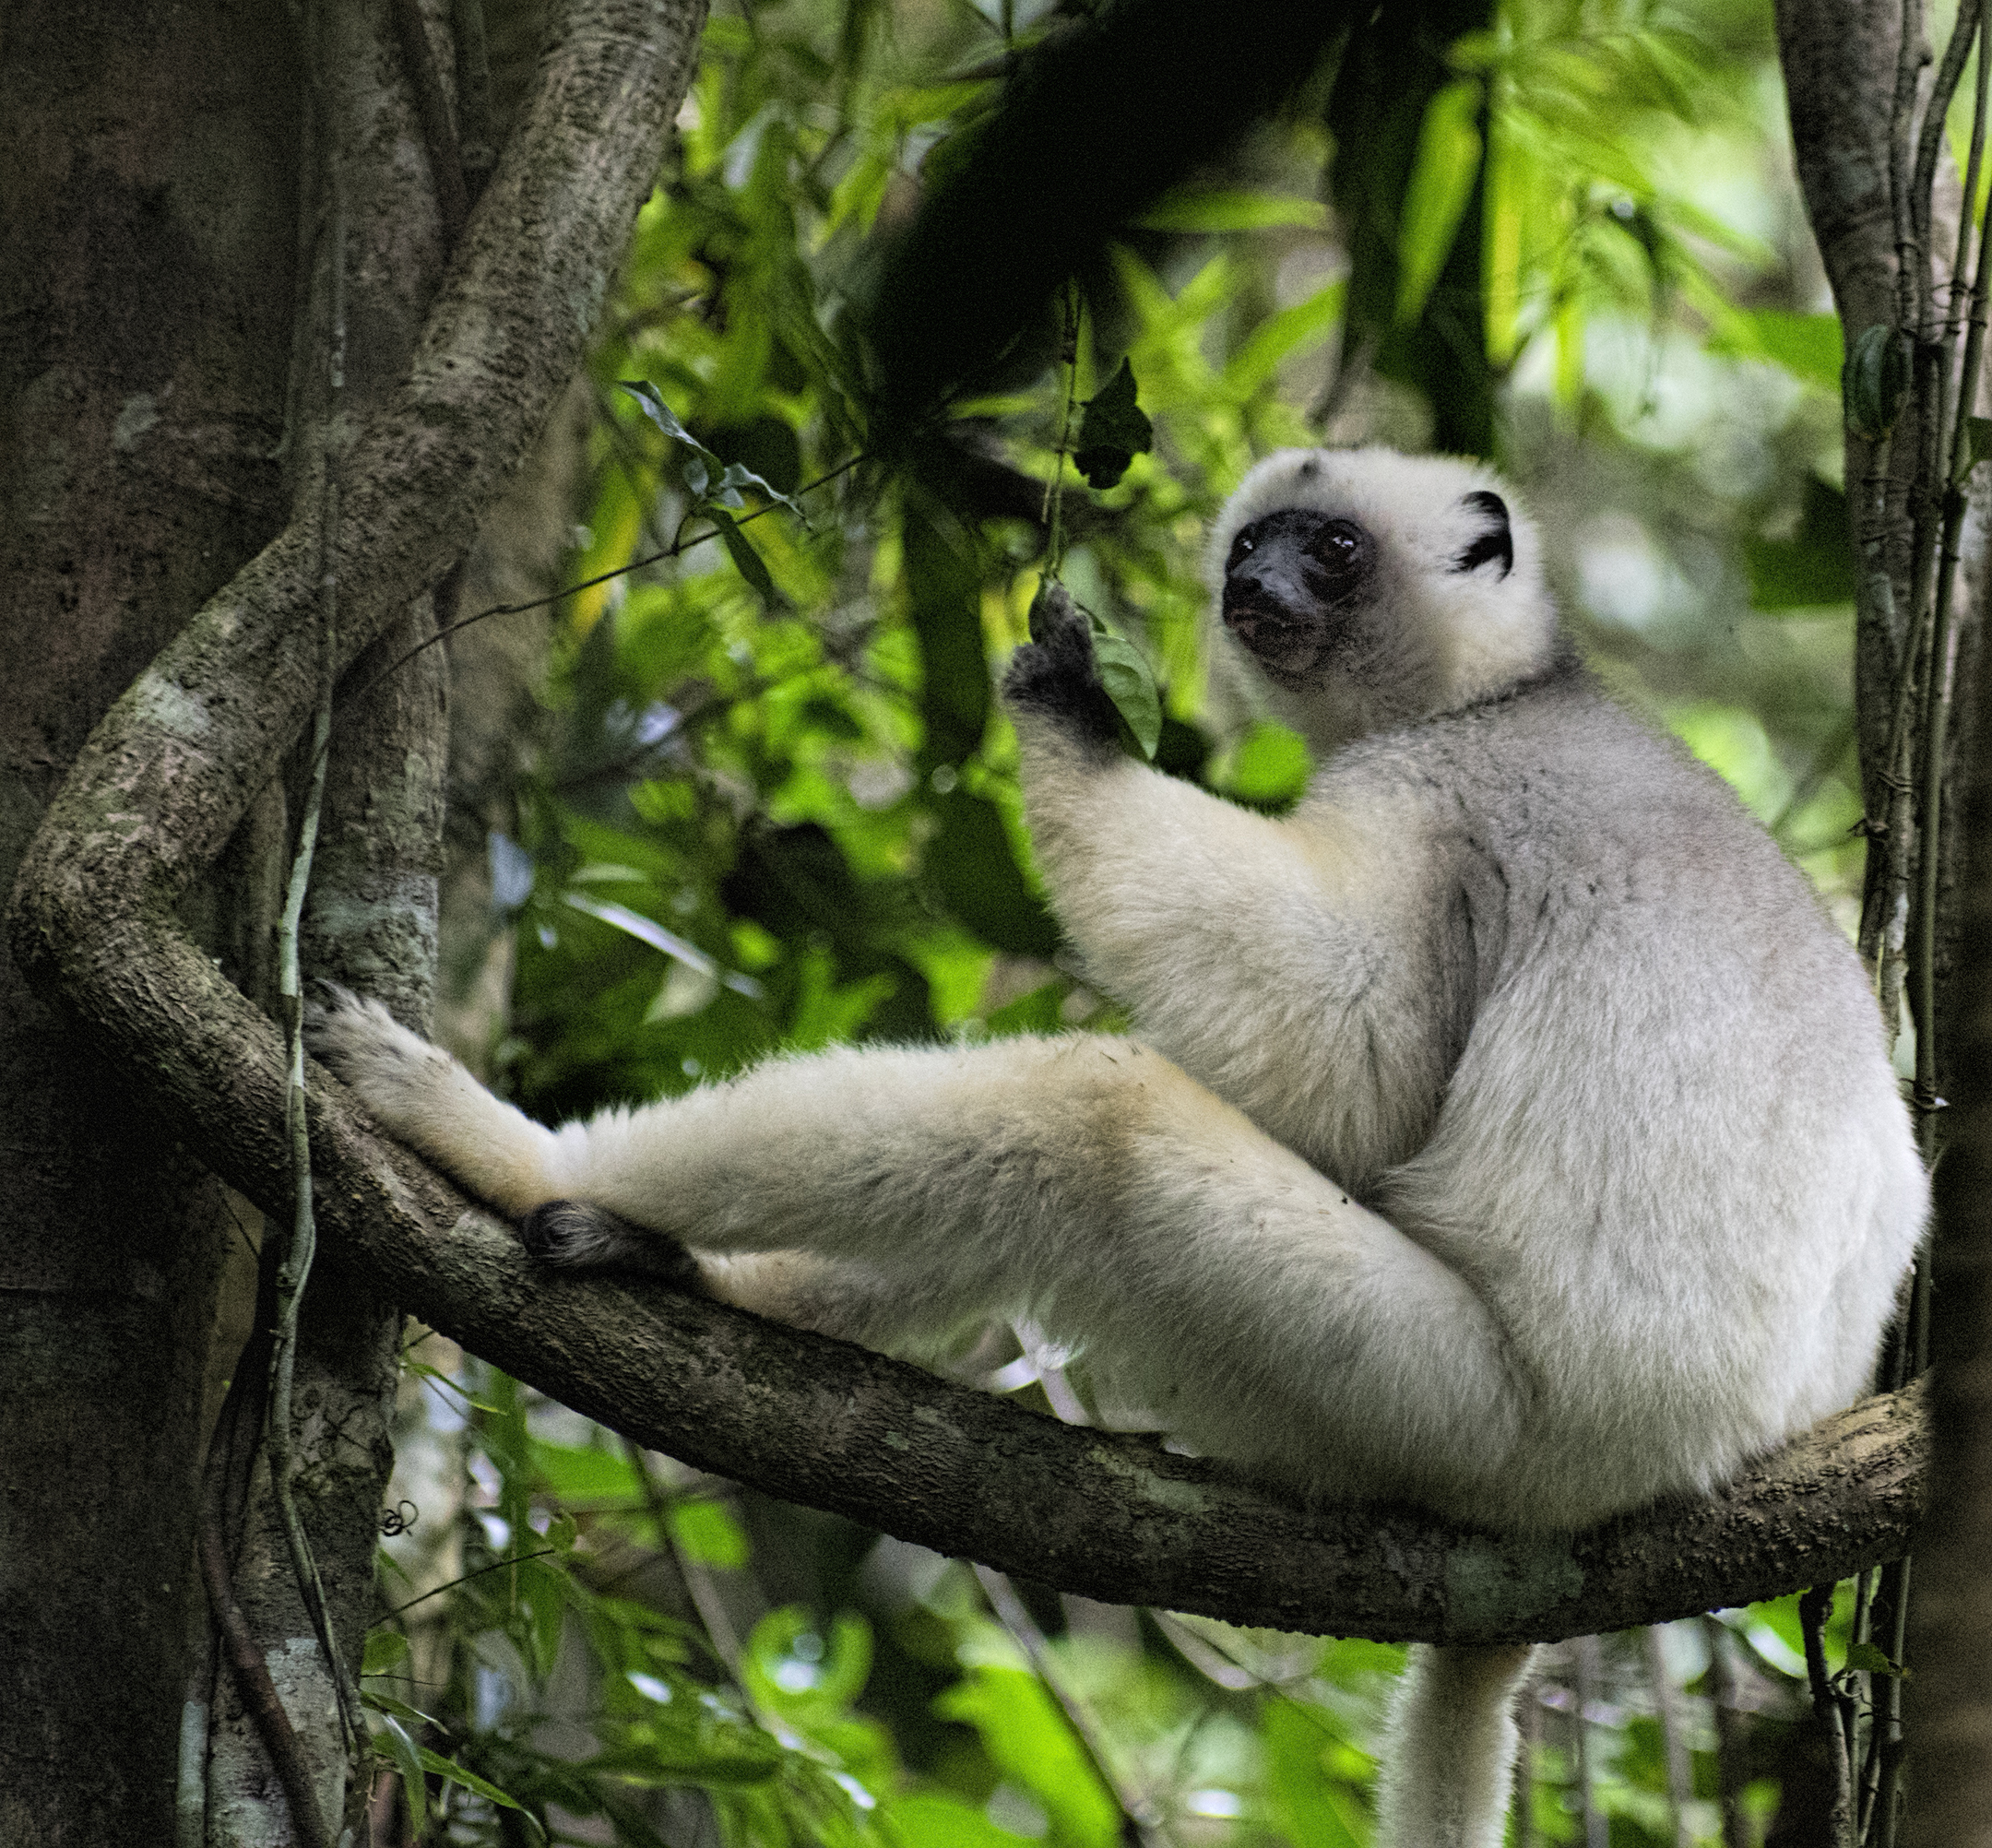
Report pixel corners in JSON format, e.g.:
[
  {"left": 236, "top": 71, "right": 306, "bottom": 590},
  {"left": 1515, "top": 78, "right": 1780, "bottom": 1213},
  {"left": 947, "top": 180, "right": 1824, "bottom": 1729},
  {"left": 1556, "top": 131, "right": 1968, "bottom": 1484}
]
[{"left": 1376, "top": 1642, "right": 1537, "bottom": 1848}]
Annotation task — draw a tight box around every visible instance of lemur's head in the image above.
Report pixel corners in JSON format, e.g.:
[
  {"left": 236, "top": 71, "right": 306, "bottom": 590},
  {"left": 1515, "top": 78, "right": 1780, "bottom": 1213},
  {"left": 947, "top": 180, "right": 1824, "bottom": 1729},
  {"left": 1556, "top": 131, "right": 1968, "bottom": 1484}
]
[{"left": 1207, "top": 448, "right": 1558, "bottom": 751}]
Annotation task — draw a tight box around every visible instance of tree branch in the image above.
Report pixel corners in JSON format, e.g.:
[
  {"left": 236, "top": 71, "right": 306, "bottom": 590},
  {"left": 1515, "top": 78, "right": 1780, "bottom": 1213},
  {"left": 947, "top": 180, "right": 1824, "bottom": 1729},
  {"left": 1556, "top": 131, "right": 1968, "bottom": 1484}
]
[{"left": 194, "top": 1048, "right": 1945, "bottom": 1645}]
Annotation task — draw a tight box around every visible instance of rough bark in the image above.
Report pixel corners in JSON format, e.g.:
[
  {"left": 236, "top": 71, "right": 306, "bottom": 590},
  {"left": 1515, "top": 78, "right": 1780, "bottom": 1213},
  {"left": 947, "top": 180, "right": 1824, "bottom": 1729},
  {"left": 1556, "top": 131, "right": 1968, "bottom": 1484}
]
[
  {"left": 199, "top": 7, "right": 454, "bottom": 1839},
  {"left": 0, "top": 6, "right": 299, "bottom": 1839},
  {"left": 0, "top": 0, "right": 702, "bottom": 1838},
  {"left": 1905, "top": 587, "right": 1992, "bottom": 1844},
  {"left": 1776, "top": 0, "right": 1921, "bottom": 806}
]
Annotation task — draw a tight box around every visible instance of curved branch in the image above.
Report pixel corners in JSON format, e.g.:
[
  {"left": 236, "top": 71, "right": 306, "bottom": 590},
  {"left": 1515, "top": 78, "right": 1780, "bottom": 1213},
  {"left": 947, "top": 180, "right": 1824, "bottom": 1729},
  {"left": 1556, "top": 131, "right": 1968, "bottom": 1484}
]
[
  {"left": 153, "top": 1025, "right": 1942, "bottom": 1645},
  {"left": 10, "top": 0, "right": 704, "bottom": 1003},
  {"left": 311, "top": 1114, "right": 1930, "bottom": 1645}
]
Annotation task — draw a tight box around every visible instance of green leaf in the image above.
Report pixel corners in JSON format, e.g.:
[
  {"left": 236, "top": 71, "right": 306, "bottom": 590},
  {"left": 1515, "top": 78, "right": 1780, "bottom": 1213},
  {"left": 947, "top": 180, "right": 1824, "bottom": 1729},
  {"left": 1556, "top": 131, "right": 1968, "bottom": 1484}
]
[
  {"left": 1844, "top": 324, "right": 1914, "bottom": 440},
  {"left": 902, "top": 491, "right": 991, "bottom": 764},
  {"left": 620, "top": 378, "right": 707, "bottom": 452},
  {"left": 1224, "top": 281, "right": 1346, "bottom": 397},
  {"left": 712, "top": 458, "right": 808, "bottom": 523},
  {"left": 416, "top": 1746, "right": 533, "bottom": 1814},
  {"left": 983, "top": 978, "right": 1072, "bottom": 1036},
  {"left": 1845, "top": 1641, "right": 1906, "bottom": 1678},
  {"left": 884, "top": 1793, "right": 1038, "bottom": 1848},
  {"left": 372, "top": 1713, "right": 429, "bottom": 1837},
  {"left": 361, "top": 1688, "right": 439, "bottom": 1728},
  {"left": 924, "top": 788, "right": 1060, "bottom": 959},
  {"left": 1263, "top": 1700, "right": 1368, "bottom": 1848},
  {"left": 935, "top": 1664, "right": 1120, "bottom": 1848},
  {"left": 1395, "top": 78, "right": 1484, "bottom": 326},
  {"left": 1736, "top": 310, "right": 1843, "bottom": 391},
  {"left": 743, "top": 1607, "right": 875, "bottom": 1724},
  {"left": 1072, "top": 360, "right": 1154, "bottom": 492},
  {"left": 362, "top": 1629, "right": 411, "bottom": 1677},
  {"left": 706, "top": 507, "right": 782, "bottom": 609},
  {"left": 670, "top": 1496, "right": 750, "bottom": 1570},
  {"left": 1133, "top": 186, "right": 1328, "bottom": 233},
  {"left": 1746, "top": 477, "right": 1856, "bottom": 610},
  {"left": 1957, "top": 414, "right": 1992, "bottom": 483},
  {"left": 1087, "top": 618, "right": 1161, "bottom": 760},
  {"left": 531, "top": 1438, "right": 642, "bottom": 1503},
  {"left": 1218, "top": 719, "right": 1312, "bottom": 810}
]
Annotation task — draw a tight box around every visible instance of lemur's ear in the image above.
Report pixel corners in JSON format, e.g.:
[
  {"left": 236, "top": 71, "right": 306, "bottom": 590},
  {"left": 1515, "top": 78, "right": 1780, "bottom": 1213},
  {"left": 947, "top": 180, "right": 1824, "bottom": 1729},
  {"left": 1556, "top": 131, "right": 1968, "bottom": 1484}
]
[{"left": 1452, "top": 490, "right": 1513, "bottom": 579}]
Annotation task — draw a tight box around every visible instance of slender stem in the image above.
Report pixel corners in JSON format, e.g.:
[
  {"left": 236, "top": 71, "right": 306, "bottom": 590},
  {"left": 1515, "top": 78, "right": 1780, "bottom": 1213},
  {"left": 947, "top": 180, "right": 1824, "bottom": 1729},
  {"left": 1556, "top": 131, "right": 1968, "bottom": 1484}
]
[
  {"left": 975, "top": 1565, "right": 1168, "bottom": 1848},
  {"left": 1891, "top": 0, "right": 1930, "bottom": 338},
  {"left": 1870, "top": 1558, "right": 1913, "bottom": 1848},
  {"left": 1914, "top": 6, "right": 1992, "bottom": 1134},
  {"left": 1042, "top": 280, "right": 1081, "bottom": 580},
  {"left": 391, "top": 0, "right": 468, "bottom": 242},
  {"left": 1642, "top": 1628, "right": 1693, "bottom": 1848},
  {"left": 1573, "top": 1636, "right": 1607, "bottom": 1848},
  {"left": 328, "top": 450, "right": 865, "bottom": 729},
  {"left": 267, "top": 96, "right": 363, "bottom": 1755},
  {"left": 1702, "top": 1617, "right": 1750, "bottom": 1848},
  {"left": 1915, "top": 0, "right": 1983, "bottom": 302},
  {"left": 622, "top": 1439, "right": 748, "bottom": 1685},
  {"left": 1799, "top": 1586, "right": 1856, "bottom": 1846}
]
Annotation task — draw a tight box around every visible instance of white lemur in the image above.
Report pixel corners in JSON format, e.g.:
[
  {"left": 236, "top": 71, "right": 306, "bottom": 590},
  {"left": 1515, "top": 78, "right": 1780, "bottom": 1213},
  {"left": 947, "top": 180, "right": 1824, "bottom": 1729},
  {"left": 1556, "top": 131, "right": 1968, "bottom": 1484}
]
[{"left": 312, "top": 448, "right": 1926, "bottom": 1848}]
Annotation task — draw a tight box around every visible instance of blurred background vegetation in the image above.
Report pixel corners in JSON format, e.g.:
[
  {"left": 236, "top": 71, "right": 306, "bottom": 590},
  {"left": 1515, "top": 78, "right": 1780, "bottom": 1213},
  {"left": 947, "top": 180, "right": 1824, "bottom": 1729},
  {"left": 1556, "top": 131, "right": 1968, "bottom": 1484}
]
[{"left": 366, "top": 0, "right": 1914, "bottom": 1840}]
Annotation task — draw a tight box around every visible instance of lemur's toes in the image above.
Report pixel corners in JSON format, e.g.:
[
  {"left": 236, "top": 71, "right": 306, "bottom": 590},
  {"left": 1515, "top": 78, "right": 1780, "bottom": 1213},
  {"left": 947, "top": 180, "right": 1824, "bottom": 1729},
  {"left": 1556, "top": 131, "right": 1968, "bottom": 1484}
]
[{"left": 519, "top": 1200, "right": 703, "bottom": 1290}]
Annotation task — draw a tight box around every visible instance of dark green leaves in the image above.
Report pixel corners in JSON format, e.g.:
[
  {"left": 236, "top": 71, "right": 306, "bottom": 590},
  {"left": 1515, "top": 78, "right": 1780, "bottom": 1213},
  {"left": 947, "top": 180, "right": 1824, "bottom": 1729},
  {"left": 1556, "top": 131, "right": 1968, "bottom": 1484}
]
[
  {"left": 1844, "top": 325, "right": 1914, "bottom": 441},
  {"left": 1072, "top": 359, "right": 1153, "bottom": 490},
  {"left": 1958, "top": 415, "right": 1992, "bottom": 485},
  {"left": 1746, "top": 477, "right": 1856, "bottom": 611},
  {"left": 1087, "top": 614, "right": 1161, "bottom": 760},
  {"left": 619, "top": 379, "right": 802, "bottom": 607},
  {"left": 924, "top": 787, "right": 1060, "bottom": 958}
]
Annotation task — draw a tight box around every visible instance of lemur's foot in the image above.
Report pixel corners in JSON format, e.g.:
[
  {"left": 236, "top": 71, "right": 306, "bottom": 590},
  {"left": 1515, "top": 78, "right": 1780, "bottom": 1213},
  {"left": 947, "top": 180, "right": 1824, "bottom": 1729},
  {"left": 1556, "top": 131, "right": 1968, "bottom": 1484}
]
[{"left": 305, "top": 985, "right": 455, "bottom": 1127}]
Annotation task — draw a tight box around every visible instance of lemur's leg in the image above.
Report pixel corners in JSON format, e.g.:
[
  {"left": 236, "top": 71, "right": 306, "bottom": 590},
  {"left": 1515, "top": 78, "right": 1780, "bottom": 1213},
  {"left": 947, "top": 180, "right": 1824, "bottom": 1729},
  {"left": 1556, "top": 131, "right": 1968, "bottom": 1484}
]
[{"left": 309, "top": 996, "right": 1527, "bottom": 1501}]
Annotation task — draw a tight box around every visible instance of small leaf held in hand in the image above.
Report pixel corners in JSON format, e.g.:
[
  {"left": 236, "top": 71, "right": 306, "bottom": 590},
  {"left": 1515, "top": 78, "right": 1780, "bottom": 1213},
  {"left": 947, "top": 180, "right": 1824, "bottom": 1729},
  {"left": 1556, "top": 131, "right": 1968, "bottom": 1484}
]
[
  {"left": 1088, "top": 616, "right": 1161, "bottom": 760},
  {"left": 1072, "top": 359, "right": 1154, "bottom": 491}
]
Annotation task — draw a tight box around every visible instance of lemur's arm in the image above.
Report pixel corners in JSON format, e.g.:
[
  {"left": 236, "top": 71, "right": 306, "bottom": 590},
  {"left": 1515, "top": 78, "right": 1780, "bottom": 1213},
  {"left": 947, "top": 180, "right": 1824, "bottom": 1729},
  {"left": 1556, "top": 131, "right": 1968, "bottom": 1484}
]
[{"left": 1004, "top": 585, "right": 1437, "bottom": 1168}]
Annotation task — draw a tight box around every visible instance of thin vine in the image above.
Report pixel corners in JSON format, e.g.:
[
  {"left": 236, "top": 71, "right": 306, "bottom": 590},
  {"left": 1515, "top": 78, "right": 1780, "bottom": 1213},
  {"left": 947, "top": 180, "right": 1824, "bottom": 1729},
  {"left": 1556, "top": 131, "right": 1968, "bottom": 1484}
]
[
  {"left": 267, "top": 50, "right": 366, "bottom": 1764},
  {"left": 1843, "top": 6, "right": 1992, "bottom": 1842}
]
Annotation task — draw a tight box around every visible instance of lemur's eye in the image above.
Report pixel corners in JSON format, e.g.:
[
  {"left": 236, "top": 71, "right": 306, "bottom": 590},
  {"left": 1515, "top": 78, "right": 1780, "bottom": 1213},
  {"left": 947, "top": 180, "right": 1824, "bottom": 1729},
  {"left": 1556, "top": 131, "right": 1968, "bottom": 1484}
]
[
  {"left": 1227, "top": 530, "right": 1256, "bottom": 571},
  {"left": 1313, "top": 519, "right": 1366, "bottom": 575}
]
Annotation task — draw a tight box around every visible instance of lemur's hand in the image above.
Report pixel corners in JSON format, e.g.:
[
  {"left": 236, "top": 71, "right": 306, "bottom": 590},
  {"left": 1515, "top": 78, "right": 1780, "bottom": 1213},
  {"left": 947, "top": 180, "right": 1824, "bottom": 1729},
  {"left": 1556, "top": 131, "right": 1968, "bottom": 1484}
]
[{"left": 1002, "top": 581, "right": 1121, "bottom": 754}]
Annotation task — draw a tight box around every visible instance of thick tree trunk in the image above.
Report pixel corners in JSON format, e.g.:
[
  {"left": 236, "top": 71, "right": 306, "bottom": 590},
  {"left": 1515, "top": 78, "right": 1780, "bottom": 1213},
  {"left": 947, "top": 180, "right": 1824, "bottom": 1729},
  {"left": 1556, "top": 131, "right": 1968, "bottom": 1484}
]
[
  {"left": 0, "top": 6, "right": 299, "bottom": 1839},
  {"left": 0, "top": 1, "right": 701, "bottom": 1838}
]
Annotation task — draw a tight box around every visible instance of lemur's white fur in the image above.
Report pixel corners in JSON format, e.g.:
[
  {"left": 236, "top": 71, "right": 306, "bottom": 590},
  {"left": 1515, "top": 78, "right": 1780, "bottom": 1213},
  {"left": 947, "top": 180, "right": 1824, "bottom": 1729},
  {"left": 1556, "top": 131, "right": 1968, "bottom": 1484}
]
[{"left": 312, "top": 448, "right": 1925, "bottom": 1848}]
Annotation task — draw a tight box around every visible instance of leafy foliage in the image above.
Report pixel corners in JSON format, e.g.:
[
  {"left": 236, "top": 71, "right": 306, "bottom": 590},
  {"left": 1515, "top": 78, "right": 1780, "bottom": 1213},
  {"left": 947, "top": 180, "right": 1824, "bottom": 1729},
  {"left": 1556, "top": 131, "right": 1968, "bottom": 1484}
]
[{"left": 366, "top": 0, "right": 1885, "bottom": 1840}]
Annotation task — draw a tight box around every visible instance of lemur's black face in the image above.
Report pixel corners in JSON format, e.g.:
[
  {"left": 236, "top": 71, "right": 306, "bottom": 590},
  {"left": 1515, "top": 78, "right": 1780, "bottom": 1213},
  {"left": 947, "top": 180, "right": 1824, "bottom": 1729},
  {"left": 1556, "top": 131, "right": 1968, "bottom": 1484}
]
[{"left": 1221, "top": 509, "right": 1373, "bottom": 685}]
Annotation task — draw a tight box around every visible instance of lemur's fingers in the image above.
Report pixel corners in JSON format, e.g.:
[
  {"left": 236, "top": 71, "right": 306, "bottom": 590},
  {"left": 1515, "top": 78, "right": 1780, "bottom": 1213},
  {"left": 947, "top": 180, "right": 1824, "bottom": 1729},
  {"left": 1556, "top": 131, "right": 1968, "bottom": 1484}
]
[{"left": 1002, "top": 581, "right": 1120, "bottom": 752}]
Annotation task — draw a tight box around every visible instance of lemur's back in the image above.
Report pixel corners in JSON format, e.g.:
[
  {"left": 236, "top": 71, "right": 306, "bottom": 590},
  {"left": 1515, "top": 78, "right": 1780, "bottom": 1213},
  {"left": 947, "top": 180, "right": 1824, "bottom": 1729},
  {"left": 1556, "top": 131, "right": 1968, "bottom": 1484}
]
[{"left": 1324, "top": 669, "right": 1926, "bottom": 1524}]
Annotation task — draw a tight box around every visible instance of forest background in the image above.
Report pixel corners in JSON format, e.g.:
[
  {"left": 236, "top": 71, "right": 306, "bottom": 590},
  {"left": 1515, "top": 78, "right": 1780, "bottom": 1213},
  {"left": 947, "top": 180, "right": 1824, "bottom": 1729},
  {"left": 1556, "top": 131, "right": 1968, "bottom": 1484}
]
[{"left": 1, "top": 0, "right": 1978, "bottom": 1844}]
